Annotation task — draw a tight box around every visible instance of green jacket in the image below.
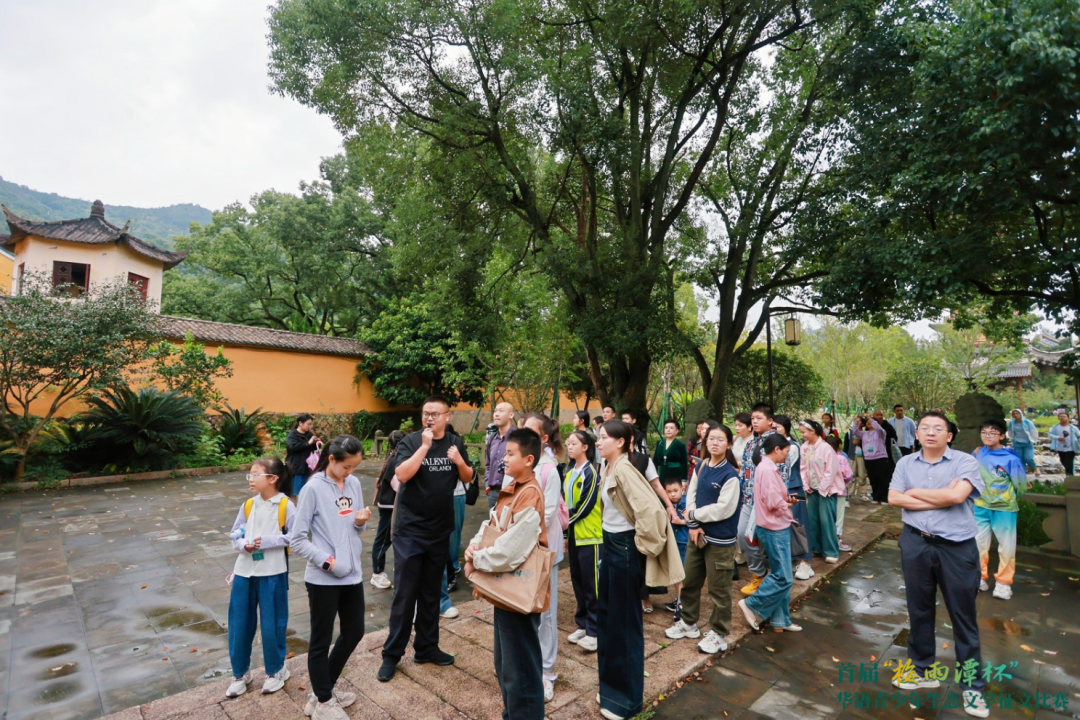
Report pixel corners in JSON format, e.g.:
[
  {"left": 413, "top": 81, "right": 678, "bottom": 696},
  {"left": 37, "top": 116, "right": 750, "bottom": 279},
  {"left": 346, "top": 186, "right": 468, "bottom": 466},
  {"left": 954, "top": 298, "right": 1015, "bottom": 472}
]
[
  {"left": 653, "top": 438, "right": 688, "bottom": 482},
  {"left": 563, "top": 462, "right": 602, "bottom": 545}
]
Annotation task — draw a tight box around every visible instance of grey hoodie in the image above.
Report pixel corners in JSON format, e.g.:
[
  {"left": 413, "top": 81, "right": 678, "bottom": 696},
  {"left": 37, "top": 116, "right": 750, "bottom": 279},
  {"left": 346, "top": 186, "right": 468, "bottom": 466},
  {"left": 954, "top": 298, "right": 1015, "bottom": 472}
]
[{"left": 289, "top": 471, "right": 369, "bottom": 586}]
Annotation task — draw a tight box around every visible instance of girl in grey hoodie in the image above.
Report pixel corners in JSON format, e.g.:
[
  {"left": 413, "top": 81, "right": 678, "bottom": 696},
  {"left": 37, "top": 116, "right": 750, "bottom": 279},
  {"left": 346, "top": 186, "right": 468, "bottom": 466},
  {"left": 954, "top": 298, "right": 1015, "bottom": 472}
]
[{"left": 289, "top": 435, "right": 370, "bottom": 720}]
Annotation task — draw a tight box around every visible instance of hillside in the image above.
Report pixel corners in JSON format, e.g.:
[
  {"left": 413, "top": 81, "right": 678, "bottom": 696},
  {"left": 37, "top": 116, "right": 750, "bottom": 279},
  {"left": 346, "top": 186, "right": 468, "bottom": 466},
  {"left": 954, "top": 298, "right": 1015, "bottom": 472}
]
[{"left": 0, "top": 175, "right": 211, "bottom": 248}]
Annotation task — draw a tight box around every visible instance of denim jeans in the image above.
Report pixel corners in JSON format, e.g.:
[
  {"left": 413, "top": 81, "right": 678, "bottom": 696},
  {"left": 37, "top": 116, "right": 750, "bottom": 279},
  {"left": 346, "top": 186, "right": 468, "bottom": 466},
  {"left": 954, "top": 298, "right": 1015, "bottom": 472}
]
[
  {"left": 493, "top": 608, "right": 544, "bottom": 720},
  {"left": 1012, "top": 443, "right": 1036, "bottom": 473},
  {"left": 745, "top": 526, "right": 793, "bottom": 629},
  {"left": 440, "top": 494, "right": 467, "bottom": 613},
  {"left": 597, "top": 529, "right": 644, "bottom": 718},
  {"left": 228, "top": 572, "right": 288, "bottom": 678},
  {"left": 371, "top": 507, "right": 394, "bottom": 575}
]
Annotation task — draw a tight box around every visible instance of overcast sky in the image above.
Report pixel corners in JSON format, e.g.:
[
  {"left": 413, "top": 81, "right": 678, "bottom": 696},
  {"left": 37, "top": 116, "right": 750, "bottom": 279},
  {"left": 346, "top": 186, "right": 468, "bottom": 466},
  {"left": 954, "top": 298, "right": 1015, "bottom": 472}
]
[{"left": 0, "top": 0, "right": 343, "bottom": 211}]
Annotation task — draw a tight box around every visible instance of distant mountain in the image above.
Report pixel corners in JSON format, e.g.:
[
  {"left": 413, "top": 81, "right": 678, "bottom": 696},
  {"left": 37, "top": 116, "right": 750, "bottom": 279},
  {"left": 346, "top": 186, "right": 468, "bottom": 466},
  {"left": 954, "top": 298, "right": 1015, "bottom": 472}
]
[{"left": 0, "top": 175, "right": 212, "bottom": 248}]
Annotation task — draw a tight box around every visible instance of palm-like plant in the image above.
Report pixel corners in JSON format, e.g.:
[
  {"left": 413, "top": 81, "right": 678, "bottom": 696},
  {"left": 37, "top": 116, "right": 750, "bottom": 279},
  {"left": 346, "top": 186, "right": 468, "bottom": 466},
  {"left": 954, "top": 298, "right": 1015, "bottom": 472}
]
[
  {"left": 80, "top": 387, "right": 204, "bottom": 471},
  {"left": 214, "top": 405, "right": 269, "bottom": 457}
]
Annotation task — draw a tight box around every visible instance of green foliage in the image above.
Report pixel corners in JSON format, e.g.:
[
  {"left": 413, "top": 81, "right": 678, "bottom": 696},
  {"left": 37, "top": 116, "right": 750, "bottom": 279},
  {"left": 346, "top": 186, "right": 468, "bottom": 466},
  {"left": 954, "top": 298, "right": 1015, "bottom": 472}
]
[
  {"left": 876, "top": 359, "right": 966, "bottom": 415},
  {"left": 724, "top": 349, "right": 824, "bottom": 416},
  {"left": 358, "top": 297, "right": 486, "bottom": 407},
  {"left": 0, "top": 175, "right": 209, "bottom": 246},
  {"left": 1017, "top": 501, "right": 1051, "bottom": 547},
  {"left": 80, "top": 388, "right": 204, "bottom": 472},
  {"left": 1028, "top": 480, "right": 1067, "bottom": 497},
  {"left": 214, "top": 405, "right": 269, "bottom": 457},
  {"left": 163, "top": 168, "right": 392, "bottom": 336},
  {"left": 352, "top": 410, "right": 418, "bottom": 440},
  {"left": 146, "top": 332, "right": 233, "bottom": 408},
  {"left": 178, "top": 430, "right": 228, "bottom": 469},
  {"left": 0, "top": 273, "right": 158, "bottom": 479}
]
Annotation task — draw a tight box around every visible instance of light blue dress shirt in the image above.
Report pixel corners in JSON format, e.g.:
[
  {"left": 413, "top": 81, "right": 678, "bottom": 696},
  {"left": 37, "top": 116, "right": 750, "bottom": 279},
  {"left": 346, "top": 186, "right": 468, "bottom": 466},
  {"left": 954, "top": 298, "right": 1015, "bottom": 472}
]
[{"left": 889, "top": 447, "right": 983, "bottom": 541}]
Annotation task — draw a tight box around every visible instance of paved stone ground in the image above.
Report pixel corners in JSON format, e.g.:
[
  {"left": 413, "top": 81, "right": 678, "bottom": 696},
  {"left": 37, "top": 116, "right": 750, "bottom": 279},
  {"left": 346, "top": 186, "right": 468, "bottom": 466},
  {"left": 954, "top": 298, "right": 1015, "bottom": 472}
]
[
  {"left": 0, "top": 466, "right": 896, "bottom": 720},
  {"left": 653, "top": 539, "right": 1080, "bottom": 720}
]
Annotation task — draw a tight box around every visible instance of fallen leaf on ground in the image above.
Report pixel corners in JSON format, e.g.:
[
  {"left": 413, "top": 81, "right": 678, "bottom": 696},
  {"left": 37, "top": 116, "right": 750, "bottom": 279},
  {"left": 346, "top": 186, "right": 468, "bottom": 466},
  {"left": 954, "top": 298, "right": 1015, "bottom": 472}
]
[
  {"left": 1041, "top": 593, "right": 1051, "bottom": 596},
  {"left": 871, "top": 655, "right": 877, "bottom": 661},
  {"left": 766, "top": 646, "right": 775, "bottom": 653},
  {"left": 1020, "top": 645, "right": 1034, "bottom": 652},
  {"left": 162, "top": 657, "right": 169, "bottom": 661},
  {"left": 1033, "top": 660, "right": 1045, "bottom": 665},
  {"left": 299, "top": 686, "right": 305, "bottom": 691},
  {"left": 840, "top": 581, "right": 848, "bottom": 585},
  {"left": 862, "top": 574, "right": 874, "bottom": 579},
  {"left": 287, "top": 652, "right": 296, "bottom": 659},
  {"left": 1045, "top": 651, "right": 1057, "bottom": 655},
  {"left": 942, "top": 643, "right": 948, "bottom": 649},
  {"left": 676, "top": 681, "right": 684, "bottom": 689},
  {"left": 189, "top": 648, "right": 197, "bottom": 653},
  {"left": 141, "top": 584, "right": 147, "bottom": 589},
  {"left": 833, "top": 657, "right": 840, "bottom": 663}
]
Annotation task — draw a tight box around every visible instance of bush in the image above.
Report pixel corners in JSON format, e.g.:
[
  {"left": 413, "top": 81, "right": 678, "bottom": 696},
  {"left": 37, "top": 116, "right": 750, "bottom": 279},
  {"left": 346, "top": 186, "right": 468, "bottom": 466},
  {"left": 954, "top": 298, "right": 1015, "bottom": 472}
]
[
  {"left": 352, "top": 410, "right": 419, "bottom": 440},
  {"left": 1017, "top": 500, "right": 1052, "bottom": 547},
  {"left": 215, "top": 405, "right": 269, "bottom": 456},
  {"left": 80, "top": 387, "right": 203, "bottom": 472}
]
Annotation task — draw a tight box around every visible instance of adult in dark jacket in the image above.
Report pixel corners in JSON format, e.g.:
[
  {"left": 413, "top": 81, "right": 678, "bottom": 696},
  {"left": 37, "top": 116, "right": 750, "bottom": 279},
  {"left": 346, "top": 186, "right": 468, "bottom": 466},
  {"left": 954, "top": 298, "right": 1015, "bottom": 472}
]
[{"left": 286, "top": 414, "right": 321, "bottom": 501}]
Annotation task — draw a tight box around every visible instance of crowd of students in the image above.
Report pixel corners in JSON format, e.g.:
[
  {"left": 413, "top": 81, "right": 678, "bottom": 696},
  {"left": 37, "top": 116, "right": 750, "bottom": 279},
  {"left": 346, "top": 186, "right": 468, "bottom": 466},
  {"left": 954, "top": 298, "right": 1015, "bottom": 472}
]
[{"left": 219, "top": 400, "right": 1069, "bottom": 719}]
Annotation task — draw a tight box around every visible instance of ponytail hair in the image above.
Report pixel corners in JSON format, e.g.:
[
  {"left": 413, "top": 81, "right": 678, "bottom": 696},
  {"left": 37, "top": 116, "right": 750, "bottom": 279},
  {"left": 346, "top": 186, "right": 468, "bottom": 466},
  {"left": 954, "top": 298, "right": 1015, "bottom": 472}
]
[
  {"left": 570, "top": 430, "right": 596, "bottom": 464},
  {"left": 313, "top": 434, "right": 364, "bottom": 474},
  {"left": 292, "top": 413, "right": 313, "bottom": 430},
  {"left": 252, "top": 456, "right": 292, "bottom": 495},
  {"left": 524, "top": 412, "right": 563, "bottom": 456}
]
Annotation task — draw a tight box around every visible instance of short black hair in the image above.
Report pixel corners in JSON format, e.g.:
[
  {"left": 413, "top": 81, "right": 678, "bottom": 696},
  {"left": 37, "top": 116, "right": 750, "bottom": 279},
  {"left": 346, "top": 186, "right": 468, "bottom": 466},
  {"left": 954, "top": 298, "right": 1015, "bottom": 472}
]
[
  {"left": 507, "top": 428, "right": 542, "bottom": 468},
  {"left": 773, "top": 414, "right": 792, "bottom": 435},
  {"left": 622, "top": 409, "right": 638, "bottom": 421},
  {"left": 593, "top": 415, "right": 603, "bottom": 425},
  {"left": 916, "top": 410, "right": 952, "bottom": 432},
  {"left": 423, "top": 395, "right": 450, "bottom": 409},
  {"left": 603, "top": 404, "right": 616, "bottom": 413},
  {"left": 662, "top": 475, "right": 683, "bottom": 488},
  {"left": 981, "top": 418, "right": 1007, "bottom": 435},
  {"left": 734, "top": 412, "right": 752, "bottom": 426},
  {"left": 760, "top": 433, "right": 790, "bottom": 454},
  {"left": 824, "top": 435, "right": 841, "bottom": 452},
  {"left": 751, "top": 403, "right": 774, "bottom": 420},
  {"left": 664, "top": 418, "right": 680, "bottom": 431},
  {"left": 894, "top": 404, "right": 904, "bottom": 411}
]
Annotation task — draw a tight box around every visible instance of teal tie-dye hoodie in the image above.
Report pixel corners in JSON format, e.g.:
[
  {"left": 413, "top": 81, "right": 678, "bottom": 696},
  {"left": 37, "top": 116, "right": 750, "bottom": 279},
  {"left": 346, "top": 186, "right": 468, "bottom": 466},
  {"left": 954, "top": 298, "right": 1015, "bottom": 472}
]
[{"left": 973, "top": 446, "right": 1027, "bottom": 512}]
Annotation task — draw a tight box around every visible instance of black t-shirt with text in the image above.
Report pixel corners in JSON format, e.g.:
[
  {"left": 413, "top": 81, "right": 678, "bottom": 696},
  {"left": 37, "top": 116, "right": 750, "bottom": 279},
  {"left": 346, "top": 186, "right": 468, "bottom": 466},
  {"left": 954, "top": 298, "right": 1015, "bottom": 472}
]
[{"left": 393, "top": 430, "right": 473, "bottom": 539}]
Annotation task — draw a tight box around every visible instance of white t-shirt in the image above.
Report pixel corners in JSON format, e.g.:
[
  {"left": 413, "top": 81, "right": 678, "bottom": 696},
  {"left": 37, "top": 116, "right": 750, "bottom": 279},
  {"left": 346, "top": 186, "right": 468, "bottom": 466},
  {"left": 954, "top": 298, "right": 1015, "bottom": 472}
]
[{"left": 601, "top": 468, "right": 635, "bottom": 533}]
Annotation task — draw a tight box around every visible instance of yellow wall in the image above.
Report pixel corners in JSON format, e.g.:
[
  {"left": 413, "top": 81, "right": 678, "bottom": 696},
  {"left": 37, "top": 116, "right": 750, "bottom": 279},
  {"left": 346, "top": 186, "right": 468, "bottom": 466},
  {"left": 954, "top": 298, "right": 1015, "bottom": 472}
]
[
  {"left": 12, "top": 235, "right": 165, "bottom": 305},
  {"left": 0, "top": 251, "right": 12, "bottom": 294}
]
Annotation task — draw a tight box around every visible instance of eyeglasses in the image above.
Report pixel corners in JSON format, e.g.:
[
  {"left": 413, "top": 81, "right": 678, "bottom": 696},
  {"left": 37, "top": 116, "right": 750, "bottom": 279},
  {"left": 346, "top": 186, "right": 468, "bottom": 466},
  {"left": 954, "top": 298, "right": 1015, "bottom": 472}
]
[
  {"left": 980, "top": 430, "right": 1001, "bottom": 436},
  {"left": 245, "top": 473, "right": 278, "bottom": 481},
  {"left": 421, "top": 411, "right": 449, "bottom": 420}
]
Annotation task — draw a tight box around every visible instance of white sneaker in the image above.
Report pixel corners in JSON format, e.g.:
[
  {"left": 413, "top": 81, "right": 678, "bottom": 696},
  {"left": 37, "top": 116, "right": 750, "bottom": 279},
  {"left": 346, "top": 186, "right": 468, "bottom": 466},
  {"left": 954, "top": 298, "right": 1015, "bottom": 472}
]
[
  {"left": 838, "top": 540, "right": 852, "bottom": 552},
  {"left": 312, "top": 697, "right": 348, "bottom": 720},
  {"left": 979, "top": 579, "right": 989, "bottom": 592},
  {"left": 370, "top": 572, "right": 392, "bottom": 589},
  {"left": 825, "top": 557, "right": 839, "bottom": 564},
  {"left": 697, "top": 630, "right": 728, "bottom": 654},
  {"left": 963, "top": 689, "right": 990, "bottom": 717},
  {"left": 543, "top": 679, "right": 554, "bottom": 703},
  {"left": 891, "top": 673, "right": 941, "bottom": 691},
  {"left": 794, "top": 562, "right": 814, "bottom": 580},
  {"left": 600, "top": 709, "right": 625, "bottom": 720},
  {"left": 567, "top": 628, "right": 587, "bottom": 644},
  {"left": 305, "top": 690, "right": 357, "bottom": 716},
  {"left": 225, "top": 672, "right": 251, "bottom": 698},
  {"left": 665, "top": 620, "right": 701, "bottom": 640},
  {"left": 578, "top": 635, "right": 597, "bottom": 652},
  {"left": 261, "top": 667, "right": 289, "bottom": 694},
  {"left": 738, "top": 599, "right": 761, "bottom": 631},
  {"left": 992, "top": 583, "right": 1012, "bottom": 600},
  {"left": 440, "top": 606, "right": 460, "bottom": 619}
]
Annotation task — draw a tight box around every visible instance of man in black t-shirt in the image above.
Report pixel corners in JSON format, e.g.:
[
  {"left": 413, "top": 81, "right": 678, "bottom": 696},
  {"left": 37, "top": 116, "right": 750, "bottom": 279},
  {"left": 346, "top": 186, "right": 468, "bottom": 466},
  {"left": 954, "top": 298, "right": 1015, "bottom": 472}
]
[{"left": 378, "top": 396, "right": 474, "bottom": 683}]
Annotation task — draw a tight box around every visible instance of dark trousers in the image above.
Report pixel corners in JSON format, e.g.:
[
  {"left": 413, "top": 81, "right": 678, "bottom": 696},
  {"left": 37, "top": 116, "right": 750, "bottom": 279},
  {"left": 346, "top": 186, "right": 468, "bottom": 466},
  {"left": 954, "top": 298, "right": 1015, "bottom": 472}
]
[
  {"left": 899, "top": 526, "right": 985, "bottom": 690},
  {"left": 1059, "top": 451, "right": 1076, "bottom": 476},
  {"left": 900, "top": 447, "right": 913, "bottom": 457},
  {"left": 487, "top": 485, "right": 501, "bottom": 511},
  {"left": 306, "top": 582, "right": 366, "bottom": 703},
  {"left": 865, "top": 458, "right": 891, "bottom": 502},
  {"left": 567, "top": 535, "right": 602, "bottom": 637},
  {"left": 371, "top": 507, "right": 394, "bottom": 575},
  {"left": 598, "top": 529, "right": 644, "bottom": 718},
  {"left": 382, "top": 533, "right": 448, "bottom": 662},
  {"left": 493, "top": 608, "right": 544, "bottom": 720},
  {"left": 788, "top": 494, "right": 813, "bottom": 562}
]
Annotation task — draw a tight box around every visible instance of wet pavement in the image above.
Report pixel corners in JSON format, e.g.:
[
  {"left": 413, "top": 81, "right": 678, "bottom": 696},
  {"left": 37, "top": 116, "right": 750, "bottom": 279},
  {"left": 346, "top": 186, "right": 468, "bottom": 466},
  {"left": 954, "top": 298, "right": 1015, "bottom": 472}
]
[
  {"left": 653, "top": 538, "right": 1080, "bottom": 720},
  {"left": 0, "top": 462, "right": 490, "bottom": 720}
]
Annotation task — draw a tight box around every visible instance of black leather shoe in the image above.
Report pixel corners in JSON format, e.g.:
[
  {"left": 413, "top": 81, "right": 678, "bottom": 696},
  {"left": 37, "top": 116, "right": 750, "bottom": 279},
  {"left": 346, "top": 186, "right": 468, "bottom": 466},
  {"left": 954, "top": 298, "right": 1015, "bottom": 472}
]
[
  {"left": 414, "top": 649, "right": 455, "bottom": 666},
  {"left": 377, "top": 659, "right": 397, "bottom": 682},
  {"left": 447, "top": 572, "right": 459, "bottom": 593}
]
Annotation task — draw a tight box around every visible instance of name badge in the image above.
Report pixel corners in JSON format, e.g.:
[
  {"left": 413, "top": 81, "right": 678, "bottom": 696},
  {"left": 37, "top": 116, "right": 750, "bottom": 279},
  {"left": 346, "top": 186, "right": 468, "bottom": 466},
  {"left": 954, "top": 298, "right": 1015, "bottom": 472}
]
[{"left": 251, "top": 550, "right": 265, "bottom": 562}]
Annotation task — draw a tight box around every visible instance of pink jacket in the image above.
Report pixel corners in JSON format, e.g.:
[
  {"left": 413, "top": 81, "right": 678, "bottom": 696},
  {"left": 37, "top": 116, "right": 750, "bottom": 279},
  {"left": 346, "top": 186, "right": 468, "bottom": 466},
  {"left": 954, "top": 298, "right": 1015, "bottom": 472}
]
[
  {"left": 800, "top": 439, "right": 844, "bottom": 497},
  {"left": 753, "top": 457, "right": 793, "bottom": 531}
]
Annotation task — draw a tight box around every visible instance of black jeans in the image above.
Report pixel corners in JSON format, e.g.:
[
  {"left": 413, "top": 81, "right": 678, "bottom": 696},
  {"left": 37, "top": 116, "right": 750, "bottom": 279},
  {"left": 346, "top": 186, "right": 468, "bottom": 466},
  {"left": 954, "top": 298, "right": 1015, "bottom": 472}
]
[
  {"left": 371, "top": 507, "right": 394, "bottom": 575},
  {"left": 306, "top": 582, "right": 366, "bottom": 703},
  {"left": 865, "top": 458, "right": 892, "bottom": 502},
  {"left": 899, "top": 525, "right": 985, "bottom": 690},
  {"left": 382, "top": 533, "right": 448, "bottom": 662},
  {"left": 1059, "top": 451, "right": 1075, "bottom": 476},
  {"left": 598, "top": 529, "right": 645, "bottom": 718},
  {"left": 493, "top": 608, "right": 544, "bottom": 720},
  {"left": 567, "top": 535, "right": 602, "bottom": 636}
]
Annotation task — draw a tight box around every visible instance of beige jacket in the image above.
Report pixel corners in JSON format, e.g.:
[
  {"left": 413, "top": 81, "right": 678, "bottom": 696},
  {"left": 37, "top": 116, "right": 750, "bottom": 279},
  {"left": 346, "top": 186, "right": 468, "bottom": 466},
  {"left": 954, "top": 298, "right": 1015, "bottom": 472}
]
[{"left": 602, "top": 455, "right": 685, "bottom": 587}]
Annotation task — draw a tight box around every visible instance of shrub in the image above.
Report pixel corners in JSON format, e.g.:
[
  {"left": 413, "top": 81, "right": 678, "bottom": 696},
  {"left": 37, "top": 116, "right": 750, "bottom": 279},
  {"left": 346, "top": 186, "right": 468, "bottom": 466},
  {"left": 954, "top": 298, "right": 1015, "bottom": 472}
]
[
  {"left": 1017, "top": 500, "right": 1052, "bottom": 547},
  {"left": 80, "top": 388, "right": 203, "bottom": 471},
  {"left": 214, "top": 405, "right": 270, "bottom": 456},
  {"left": 352, "top": 410, "right": 419, "bottom": 440},
  {"left": 177, "top": 429, "right": 227, "bottom": 469}
]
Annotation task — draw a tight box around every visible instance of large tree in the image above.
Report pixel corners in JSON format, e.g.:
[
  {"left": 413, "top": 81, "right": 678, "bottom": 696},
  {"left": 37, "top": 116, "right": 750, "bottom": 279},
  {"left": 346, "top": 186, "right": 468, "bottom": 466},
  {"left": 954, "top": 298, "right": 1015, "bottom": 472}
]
[
  {"left": 267, "top": 0, "right": 855, "bottom": 414},
  {"left": 821, "top": 0, "right": 1080, "bottom": 341}
]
